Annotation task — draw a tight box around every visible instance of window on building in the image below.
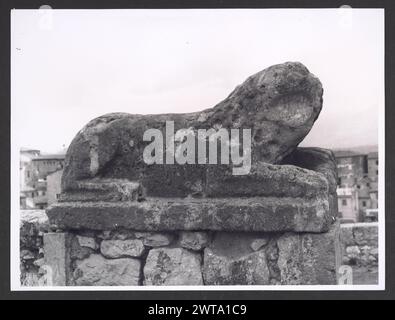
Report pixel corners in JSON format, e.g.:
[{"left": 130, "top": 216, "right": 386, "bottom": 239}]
[
  {"left": 357, "top": 185, "right": 360, "bottom": 189},
  {"left": 376, "top": 160, "right": 378, "bottom": 165},
  {"left": 362, "top": 201, "right": 367, "bottom": 207},
  {"left": 338, "top": 178, "right": 342, "bottom": 185},
  {"left": 342, "top": 199, "right": 347, "bottom": 206},
  {"left": 56, "top": 194, "right": 61, "bottom": 199},
  {"left": 376, "top": 170, "right": 378, "bottom": 175}
]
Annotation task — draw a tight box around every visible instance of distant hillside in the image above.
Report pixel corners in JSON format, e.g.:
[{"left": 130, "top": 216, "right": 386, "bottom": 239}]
[{"left": 333, "top": 145, "right": 378, "bottom": 155}]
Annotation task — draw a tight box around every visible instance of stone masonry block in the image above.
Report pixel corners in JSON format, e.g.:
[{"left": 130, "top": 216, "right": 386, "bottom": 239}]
[
  {"left": 277, "top": 222, "right": 340, "bottom": 285},
  {"left": 144, "top": 248, "right": 203, "bottom": 285},
  {"left": 73, "top": 254, "right": 140, "bottom": 286},
  {"left": 43, "top": 232, "right": 71, "bottom": 286}
]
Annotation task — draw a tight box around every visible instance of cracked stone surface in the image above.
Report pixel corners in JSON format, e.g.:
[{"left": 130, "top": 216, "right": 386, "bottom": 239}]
[
  {"left": 143, "top": 247, "right": 203, "bottom": 285},
  {"left": 100, "top": 239, "right": 145, "bottom": 258},
  {"left": 73, "top": 254, "right": 140, "bottom": 286},
  {"left": 47, "top": 196, "right": 331, "bottom": 232},
  {"left": 179, "top": 231, "right": 210, "bottom": 251},
  {"left": 276, "top": 223, "right": 340, "bottom": 285}
]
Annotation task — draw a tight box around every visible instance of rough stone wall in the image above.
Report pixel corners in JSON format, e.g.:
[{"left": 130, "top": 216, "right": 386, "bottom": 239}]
[
  {"left": 20, "top": 210, "right": 51, "bottom": 286},
  {"left": 43, "top": 223, "right": 339, "bottom": 286},
  {"left": 340, "top": 223, "right": 378, "bottom": 284}
]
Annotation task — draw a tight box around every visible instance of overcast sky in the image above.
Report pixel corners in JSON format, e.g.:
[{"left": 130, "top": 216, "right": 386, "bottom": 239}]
[{"left": 11, "top": 8, "right": 384, "bottom": 153}]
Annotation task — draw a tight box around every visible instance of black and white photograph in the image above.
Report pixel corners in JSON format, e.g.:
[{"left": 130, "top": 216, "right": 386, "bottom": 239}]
[{"left": 10, "top": 6, "right": 384, "bottom": 291}]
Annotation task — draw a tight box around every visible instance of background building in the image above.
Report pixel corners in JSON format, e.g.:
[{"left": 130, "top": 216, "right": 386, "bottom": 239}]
[
  {"left": 335, "top": 151, "right": 367, "bottom": 188},
  {"left": 20, "top": 149, "right": 66, "bottom": 209},
  {"left": 47, "top": 169, "right": 64, "bottom": 206},
  {"left": 334, "top": 148, "right": 378, "bottom": 223},
  {"left": 20, "top": 148, "right": 40, "bottom": 191},
  {"left": 29, "top": 154, "right": 66, "bottom": 186},
  {"left": 367, "top": 152, "right": 379, "bottom": 211},
  {"left": 337, "top": 187, "right": 359, "bottom": 222}
]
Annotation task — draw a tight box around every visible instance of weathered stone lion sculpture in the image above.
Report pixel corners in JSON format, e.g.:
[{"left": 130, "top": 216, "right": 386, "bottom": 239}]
[
  {"left": 49, "top": 61, "right": 337, "bottom": 233},
  {"left": 45, "top": 62, "right": 340, "bottom": 286},
  {"left": 61, "top": 62, "right": 325, "bottom": 194}
]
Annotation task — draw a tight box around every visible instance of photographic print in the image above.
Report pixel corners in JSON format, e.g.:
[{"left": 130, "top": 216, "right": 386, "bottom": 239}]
[{"left": 10, "top": 7, "right": 384, "bottom": 290}]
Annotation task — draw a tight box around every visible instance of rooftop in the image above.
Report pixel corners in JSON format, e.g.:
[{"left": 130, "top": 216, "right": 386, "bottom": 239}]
[
  {"left": 20, "top": 148, "right": 40, "bottom": 153},
  {"left": 333, "top": 150, "right": 366, "bottom": 158},
  {"left": 368, "top": 152, "right": 378, "bottom": 159},
  {"left": 32, "top": 153, "right": 66, "bottom": 161}
]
